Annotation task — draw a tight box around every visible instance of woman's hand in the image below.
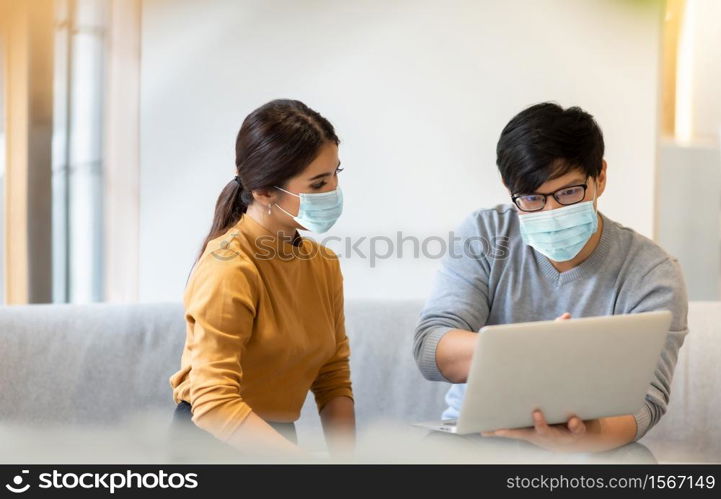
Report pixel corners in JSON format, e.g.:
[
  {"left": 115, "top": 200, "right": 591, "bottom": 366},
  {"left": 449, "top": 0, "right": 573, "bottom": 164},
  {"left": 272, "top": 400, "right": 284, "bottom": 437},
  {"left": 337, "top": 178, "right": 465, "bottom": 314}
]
[{"left": 225, "top": 412, "right": 309, "bottom": 459}]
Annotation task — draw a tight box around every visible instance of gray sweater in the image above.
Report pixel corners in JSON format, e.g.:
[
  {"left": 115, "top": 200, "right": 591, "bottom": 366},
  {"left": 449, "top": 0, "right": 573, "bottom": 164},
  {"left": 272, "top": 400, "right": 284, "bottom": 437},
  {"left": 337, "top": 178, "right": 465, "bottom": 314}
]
[{"left": 413, "top": 204, "right": 689, "bottom": 441}]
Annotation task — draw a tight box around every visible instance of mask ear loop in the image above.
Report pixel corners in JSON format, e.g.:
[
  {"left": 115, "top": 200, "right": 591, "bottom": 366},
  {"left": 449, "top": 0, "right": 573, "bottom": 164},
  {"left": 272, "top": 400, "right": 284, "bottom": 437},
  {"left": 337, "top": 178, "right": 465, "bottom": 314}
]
[
  {"left": 273, "top": 186, "right": 299, "bottom": 218},
  {"left": 590, "top": 177, "right": 601, "bottom": 235},
  {"left": 274, "top": 203, "right": 296, "bottom": 219},
  {"left": 274, "top": 186, "right": 300, "bottom": 198}
]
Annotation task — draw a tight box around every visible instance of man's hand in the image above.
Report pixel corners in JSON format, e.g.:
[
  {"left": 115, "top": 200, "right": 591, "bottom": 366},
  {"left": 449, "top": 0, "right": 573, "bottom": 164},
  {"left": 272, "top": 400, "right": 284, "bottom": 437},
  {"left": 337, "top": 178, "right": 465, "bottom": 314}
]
[
  {"left": 481, "top": 409, "right": 602, "bottom": 453},
  {"left": 555, "top": 312, "right": 571, "bottom": 321},
  {"left": 479, "top": 311, "right": 638, "bottom": 453},
  {"left": 479, "top": 313, "right": 596, "bottom": 451}
]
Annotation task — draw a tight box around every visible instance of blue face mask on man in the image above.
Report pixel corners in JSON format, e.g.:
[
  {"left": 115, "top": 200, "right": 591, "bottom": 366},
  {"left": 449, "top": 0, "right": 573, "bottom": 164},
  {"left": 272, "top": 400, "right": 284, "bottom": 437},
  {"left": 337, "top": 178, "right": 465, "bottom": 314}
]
[
  {"left": 518, "top": 182, "right": 599, "bottom": 262},
  {"left": 274, "top": 186, "right": 343, "bottom": 233}
]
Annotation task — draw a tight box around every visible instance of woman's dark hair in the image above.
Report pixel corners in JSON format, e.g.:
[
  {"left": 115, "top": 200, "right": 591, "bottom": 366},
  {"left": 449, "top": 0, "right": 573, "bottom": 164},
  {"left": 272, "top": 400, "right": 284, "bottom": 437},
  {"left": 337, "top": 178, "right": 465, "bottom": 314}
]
[
  {"left": 496, "top": 102, "right": 604, "bottom": 195},
  {"left": 196, "top": 99, "right": 339, "bottom": 262}
]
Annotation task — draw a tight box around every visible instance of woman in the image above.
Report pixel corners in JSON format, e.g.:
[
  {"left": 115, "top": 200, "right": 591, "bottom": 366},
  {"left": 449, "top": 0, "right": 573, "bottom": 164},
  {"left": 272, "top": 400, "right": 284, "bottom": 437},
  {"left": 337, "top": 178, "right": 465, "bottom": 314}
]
[{"left": 169, "top": 99, "right": 355, "bottom": 457}]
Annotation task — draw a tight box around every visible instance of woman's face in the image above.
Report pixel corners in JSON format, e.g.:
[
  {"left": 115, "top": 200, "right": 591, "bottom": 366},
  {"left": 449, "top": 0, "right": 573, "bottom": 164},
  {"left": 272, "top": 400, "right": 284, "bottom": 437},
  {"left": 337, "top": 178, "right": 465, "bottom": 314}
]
[{"left": 273, "top": 141, "right": 342, "bottom": 225}]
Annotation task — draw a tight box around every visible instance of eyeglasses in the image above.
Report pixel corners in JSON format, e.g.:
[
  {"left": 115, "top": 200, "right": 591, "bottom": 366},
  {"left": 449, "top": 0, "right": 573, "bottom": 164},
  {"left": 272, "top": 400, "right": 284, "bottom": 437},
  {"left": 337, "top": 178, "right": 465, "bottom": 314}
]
[{"left": 511, "top": 179, "right": 590, "bottom": 212}]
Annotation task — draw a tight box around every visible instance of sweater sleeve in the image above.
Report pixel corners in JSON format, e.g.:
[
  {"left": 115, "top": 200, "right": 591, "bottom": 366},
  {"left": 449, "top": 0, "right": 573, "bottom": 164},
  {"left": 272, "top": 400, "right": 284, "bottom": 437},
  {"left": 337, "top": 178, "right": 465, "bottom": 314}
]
[
  {"left": 311, "top": 256, "right": 353, "bottom": 412},
  {"left": 626, "top": 257, "right": 689, "bottom": 441},
  {"left": 413, "top": 213, "right": 492, "bottom": 381},
  {"left": 185, "top": 254, "right": 259, "bottom": 442}
]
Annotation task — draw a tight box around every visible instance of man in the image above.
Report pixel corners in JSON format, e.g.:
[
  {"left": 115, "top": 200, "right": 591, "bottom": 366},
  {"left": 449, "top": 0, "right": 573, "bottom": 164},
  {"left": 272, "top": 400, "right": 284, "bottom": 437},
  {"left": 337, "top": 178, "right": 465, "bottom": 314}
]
[{"left": 413, "top": 102, "right": 688, "bottom": 453}]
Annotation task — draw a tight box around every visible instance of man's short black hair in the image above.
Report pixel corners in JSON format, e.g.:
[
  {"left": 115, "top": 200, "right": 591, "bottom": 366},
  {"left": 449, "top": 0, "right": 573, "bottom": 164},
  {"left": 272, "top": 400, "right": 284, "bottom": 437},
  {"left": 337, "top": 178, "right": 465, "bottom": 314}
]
[{"left": 496, "top": 102, "right": 604, "bottom": 195}]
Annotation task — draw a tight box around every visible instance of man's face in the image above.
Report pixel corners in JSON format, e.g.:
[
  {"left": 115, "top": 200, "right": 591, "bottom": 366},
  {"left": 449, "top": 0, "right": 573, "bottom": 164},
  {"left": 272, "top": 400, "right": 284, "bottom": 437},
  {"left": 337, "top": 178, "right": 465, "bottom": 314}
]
[{"left": 510, "top": 161, "right": 607, "bottom": 213}]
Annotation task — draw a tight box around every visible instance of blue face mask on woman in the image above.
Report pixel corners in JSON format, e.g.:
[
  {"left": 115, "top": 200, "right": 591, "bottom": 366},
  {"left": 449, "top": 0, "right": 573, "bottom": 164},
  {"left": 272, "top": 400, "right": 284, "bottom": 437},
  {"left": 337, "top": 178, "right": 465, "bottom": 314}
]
[
  {"left": 274, "top": 186, "right": 343, "bottom": 233},
  {"left": 518, "top": 186, "right": 599, "bottom": 262}
]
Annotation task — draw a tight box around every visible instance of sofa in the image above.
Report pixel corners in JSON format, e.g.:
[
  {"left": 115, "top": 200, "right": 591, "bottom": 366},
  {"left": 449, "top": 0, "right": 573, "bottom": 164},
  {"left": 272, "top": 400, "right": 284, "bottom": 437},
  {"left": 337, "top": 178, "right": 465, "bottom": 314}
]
[{"left": 0, "top": 299, "right": 719, "bottom": 462}]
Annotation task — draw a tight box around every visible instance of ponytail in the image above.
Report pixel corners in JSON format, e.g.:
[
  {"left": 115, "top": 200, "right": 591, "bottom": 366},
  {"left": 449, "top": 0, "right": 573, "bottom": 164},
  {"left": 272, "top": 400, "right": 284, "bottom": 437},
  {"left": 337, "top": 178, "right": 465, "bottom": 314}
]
[{"left": 195, "top": 175, "right": 249, "bottom": 263}]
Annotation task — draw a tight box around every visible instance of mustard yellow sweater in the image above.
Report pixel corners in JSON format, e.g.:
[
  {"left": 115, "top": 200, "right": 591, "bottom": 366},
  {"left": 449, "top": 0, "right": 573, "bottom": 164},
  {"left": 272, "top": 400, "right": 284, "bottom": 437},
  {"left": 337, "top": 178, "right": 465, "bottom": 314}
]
[{"left": 169, "top": 214, "right": 353, "bottom": 442}]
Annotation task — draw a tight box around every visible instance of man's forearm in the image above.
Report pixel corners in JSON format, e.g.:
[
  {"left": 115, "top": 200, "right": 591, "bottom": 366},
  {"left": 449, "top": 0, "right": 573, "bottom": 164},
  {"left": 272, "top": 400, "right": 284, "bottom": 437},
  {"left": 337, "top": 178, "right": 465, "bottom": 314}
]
[
  {"left": 582, "top": 414, "right": 637, "bottom": 452},
  {"left": 435, "top": 329, "right": 477, "bottom": 383}
]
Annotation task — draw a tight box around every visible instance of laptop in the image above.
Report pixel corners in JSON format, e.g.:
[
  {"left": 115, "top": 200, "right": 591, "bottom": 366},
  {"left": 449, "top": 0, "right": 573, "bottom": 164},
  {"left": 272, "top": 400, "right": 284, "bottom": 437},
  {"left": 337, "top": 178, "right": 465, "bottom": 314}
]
[{"left": 415, "top": 310, "right": 671, "bottom": 434}]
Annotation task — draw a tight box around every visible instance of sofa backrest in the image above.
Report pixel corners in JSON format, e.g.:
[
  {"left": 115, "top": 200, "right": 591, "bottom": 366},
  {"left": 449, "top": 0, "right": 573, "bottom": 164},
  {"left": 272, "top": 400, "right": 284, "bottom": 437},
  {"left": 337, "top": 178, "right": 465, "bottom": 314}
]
[
  {"left": 642, "top": 301, "right": 721, "bottom": 456},
  {"left": 0, "top": 300, "right": 449, "bottom": 430},
  {"left": 0, "top": 302, "right": 185, "bottom": 425},
  {"left": 0, "top": 300, "right": 718, "bottom": 450}
]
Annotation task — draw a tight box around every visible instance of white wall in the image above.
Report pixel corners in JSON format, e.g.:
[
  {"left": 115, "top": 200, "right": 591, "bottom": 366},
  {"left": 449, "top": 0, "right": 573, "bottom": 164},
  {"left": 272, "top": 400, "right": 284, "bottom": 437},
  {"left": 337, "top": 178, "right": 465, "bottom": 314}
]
[
  {"left": 139, "top": 0, "right": 663, "bottom": 302},
  {"left": 657, "top": 142, "right": 720, "bottom": 300}
]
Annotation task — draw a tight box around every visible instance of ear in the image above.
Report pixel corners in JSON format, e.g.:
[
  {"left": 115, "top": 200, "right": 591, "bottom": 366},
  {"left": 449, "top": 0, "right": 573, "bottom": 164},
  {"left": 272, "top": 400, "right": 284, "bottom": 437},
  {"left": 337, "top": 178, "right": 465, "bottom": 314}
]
[
  {"left": 595, "top": 160, "right": 607, "bottom": 197},
  {"left": 500, "top": 176, "right": 512, "bottom": 197},
  {"left": 251, "top": 187, "right": 278, "bottom": 206}
]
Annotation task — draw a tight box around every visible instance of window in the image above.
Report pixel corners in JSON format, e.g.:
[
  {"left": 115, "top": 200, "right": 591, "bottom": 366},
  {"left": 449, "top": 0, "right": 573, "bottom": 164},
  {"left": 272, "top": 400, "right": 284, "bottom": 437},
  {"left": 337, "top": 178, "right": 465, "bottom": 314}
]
[
  {"left": 2, "top": 0, "right": 136, "bottom": 304},
  {"left": 52, "top": 0, "right": 107, "bottom": 303},
  {"left": 0, "top": 34, "right": 5, "bottom": 304}
]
